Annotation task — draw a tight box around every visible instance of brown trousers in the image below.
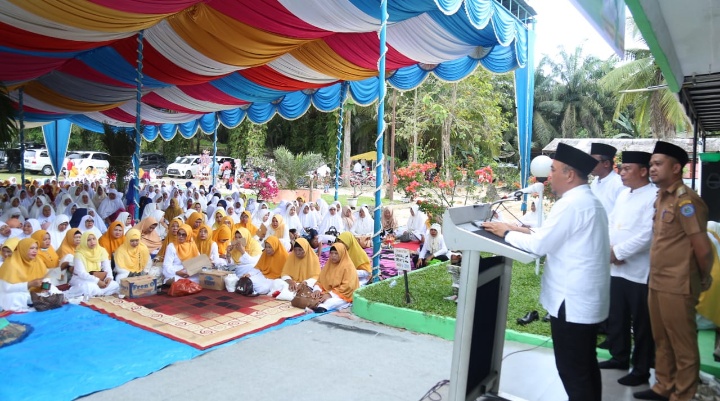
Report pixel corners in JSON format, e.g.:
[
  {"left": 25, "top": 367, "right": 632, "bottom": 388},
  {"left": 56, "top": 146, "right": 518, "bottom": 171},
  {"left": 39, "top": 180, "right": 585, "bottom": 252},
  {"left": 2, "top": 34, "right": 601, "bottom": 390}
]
[{"left": 648, "top": 288, "right": 699, "bottom": 401}]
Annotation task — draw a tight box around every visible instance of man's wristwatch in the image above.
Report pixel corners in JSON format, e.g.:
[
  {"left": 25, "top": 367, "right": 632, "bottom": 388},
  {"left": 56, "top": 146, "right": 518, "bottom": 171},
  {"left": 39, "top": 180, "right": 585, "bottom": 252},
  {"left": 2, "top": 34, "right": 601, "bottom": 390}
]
[{"left": 502, "top": 230, "right": 510, "bottom": 239}]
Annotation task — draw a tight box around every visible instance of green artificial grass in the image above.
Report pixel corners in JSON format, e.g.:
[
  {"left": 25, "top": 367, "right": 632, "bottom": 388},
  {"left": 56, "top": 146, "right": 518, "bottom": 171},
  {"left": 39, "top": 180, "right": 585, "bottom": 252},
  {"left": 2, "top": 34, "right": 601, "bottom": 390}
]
[
  {"left": 506, "top": 260, "right": 551, "bottom": 337},
  {"left": 359, "top": 262, "right": 457, "bottom": 318}
]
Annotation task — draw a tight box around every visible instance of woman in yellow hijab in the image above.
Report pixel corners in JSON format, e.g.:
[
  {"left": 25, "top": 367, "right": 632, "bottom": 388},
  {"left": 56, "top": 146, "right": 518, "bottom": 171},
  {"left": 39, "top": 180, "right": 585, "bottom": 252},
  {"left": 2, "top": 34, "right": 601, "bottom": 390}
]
[
  {"left": 271, "top": 238, "right": 321, "bottom": 300},
  {"left": 213, "top": 225, "right": 232, "bottom": 259},
  {"left": 228, "top": 227, "right": 263, "bottom": 274},
  {"left": 308, "top": 243, "right": 359, "bottom": 313},
  {"left": 157, "top": 217, "right": 183, "bottom": 263},
  {"left": 0, "top": 238, "right": 48, "bottom": 312},
  {"left": 195, "top": 223, "right": 223, "bottom": 265},
  {"left": 98, "top": 221, "right": 126, "bottom": 261},
  {"left": 235, "top": 211, "right": 258, "bottom": 237},
  {"left": 65, "top": 231, "right": 120, "bottom": 298},
  {"left": 238, "top": 236, "right": 288, "bottom": 295},
  {"left": 161, "top": 223, "right": 200, "bottom": 284},
  {"left": 58, "top": 228, "right": 81, "bottom": 271},
  {"left": 267, "top": 213, "right": 291, "bottom": 251},
  {"left": 187, "top": 211, "right": 204, "bottom": 239},
  {"left": 335, "top": 231, "right": 372, "bottom": 284},
  {"left": 31, "top": 230, "right": 59, "bottom": 269},
  {"left": 114, "top": 229, "right": 151, "bottom": 282},
  {"left": 1, "top": 237, "right": 20, "bottom": 263}
]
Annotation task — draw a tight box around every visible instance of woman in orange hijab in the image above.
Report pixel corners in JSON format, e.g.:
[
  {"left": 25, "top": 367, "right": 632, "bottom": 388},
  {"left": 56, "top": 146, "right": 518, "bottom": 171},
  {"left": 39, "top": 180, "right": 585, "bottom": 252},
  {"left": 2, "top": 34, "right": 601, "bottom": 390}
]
[
  {"left": 309, "top": 243, "right": 359, "bottom": 313},
  {"left": 31, "top": 230, "right": 59, "bottom": 269},
  {"left": 0, "top": 238, "right": 48, "bottom": 312},
  {"left": 187, "top": 211, "right": 204, "bottom": 239},
  {"left": 238, "top": 236, "right": 288, "bottom": 295},
  {"left": 157, "top": 217, "right": 183, "bottom": 263},
  {"left": 98, "top": 221, "right": 125, "bottom": 261},
  {"left": 161, "top": 223, "right": 200, "bottom": 284},
  {"left": 213, "top": 225, "right": 232, "bottom": 259},
  {"left": 270, "top": 238, "right": 321, "bottom": 300},
  {"left": 235, "top": 211, "right": 258, "bottom": 237},
  {"left": 58, "top": 228, "right": 82, "bottom": 271}
]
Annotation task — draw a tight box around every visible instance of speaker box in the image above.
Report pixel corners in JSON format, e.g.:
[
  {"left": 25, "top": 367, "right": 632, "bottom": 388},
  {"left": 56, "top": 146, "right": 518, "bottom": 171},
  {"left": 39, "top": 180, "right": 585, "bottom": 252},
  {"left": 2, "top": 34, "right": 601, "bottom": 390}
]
[{"left": 701, "top": 161, "right": 720, "bottom": 222}]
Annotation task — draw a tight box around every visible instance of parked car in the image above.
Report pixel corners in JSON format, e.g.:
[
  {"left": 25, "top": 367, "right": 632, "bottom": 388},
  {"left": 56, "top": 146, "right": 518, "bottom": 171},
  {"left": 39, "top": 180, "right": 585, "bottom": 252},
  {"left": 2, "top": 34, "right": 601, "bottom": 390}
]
[
  {"left": 23, "top": 148, "right": 55, "bottom": 176},
  {"left": 140, "top": 153, "right": 167, "bottom": 176},
  {"left": 75, "top": 151, "right": 111, "bottom": 171},
  {"left": 166, "top": 155, "right": 201, "bottom": 179},
  {"left": 0, "top": 148, "right": 22, "bottom": 173}
]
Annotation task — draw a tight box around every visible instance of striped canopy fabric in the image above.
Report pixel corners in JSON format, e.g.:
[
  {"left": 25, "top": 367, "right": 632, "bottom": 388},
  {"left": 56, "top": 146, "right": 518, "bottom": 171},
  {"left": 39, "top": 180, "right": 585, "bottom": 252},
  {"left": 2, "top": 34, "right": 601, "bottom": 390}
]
[{"left": 0, "top": 0, "right": 531, "bottom": 140}]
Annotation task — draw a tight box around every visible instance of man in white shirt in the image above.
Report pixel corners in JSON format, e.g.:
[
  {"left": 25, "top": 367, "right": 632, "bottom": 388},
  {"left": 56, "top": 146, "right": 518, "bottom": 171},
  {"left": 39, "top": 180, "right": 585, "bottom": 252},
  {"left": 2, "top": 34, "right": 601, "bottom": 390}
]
[
  {"left": 590, "top": 143, "right": 625, "bottom": 215},
  {"left": 598, "top": 151, "right": 655, "bottom": 387},
  {"left": 483, "top": 142, "right": 609, "bottom": 401},
  {"left": 353, "top": 161, "right": 363, "bottom": 174}
]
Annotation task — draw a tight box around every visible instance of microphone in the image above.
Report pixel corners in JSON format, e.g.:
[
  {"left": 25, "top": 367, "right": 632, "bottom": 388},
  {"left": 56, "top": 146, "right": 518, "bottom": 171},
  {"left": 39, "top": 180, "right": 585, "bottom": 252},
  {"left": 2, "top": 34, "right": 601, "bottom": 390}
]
[{"left": 513, "top": 183, "right": 544, "bottom": 198}]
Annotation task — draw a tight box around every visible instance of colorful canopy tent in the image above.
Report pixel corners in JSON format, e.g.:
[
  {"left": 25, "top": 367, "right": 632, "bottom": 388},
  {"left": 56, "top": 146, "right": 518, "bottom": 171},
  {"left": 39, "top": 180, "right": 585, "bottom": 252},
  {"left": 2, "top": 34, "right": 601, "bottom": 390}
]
[{"left": 0, "top": 0, "right": 536, "bottom": 282}]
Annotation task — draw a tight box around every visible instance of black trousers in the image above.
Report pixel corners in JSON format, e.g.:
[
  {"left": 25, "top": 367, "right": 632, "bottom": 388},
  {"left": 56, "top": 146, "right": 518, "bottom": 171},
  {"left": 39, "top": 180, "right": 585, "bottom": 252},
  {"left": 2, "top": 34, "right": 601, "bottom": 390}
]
[
  {"left": 550, "top": 302, "right": 602, "bottom": 401},
  {"left": 606, "top": 276, "right": 654, "bottom": 376}
]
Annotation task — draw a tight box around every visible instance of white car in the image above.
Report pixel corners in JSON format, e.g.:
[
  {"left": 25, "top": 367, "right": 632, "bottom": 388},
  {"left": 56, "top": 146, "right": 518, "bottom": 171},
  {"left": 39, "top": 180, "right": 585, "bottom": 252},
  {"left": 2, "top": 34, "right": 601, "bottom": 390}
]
[
  {"left": 166, "top": 155, "right": 201, "bottom": 179},
  {"left": 75, "top": 151, "right": 111, "bottom": 171},
  {"left": 23, "top": 148, "right": 55, "bottom": 176}
]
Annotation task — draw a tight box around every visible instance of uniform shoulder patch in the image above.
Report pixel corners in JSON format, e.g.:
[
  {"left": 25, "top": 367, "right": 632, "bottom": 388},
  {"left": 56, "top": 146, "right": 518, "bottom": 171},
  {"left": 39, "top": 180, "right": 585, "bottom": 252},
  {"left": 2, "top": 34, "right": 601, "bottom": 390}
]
[
  {"left": 676, "top": 185, "right": 687, "bottom": 196},
  {"left": 678, "top": 199, "right": 693, "bottom": 207},
  {"left": 680, "top": 203, "right": 695, "bottom": 217}
]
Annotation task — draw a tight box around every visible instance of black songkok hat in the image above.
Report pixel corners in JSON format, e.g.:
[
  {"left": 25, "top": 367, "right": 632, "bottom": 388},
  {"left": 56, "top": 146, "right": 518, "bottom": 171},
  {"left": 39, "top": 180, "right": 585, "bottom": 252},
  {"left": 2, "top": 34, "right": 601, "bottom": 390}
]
[
  {"left": 590, "top": 143, "right": 617, "bottom": 158},
  {"left": 554, "top": 143, "right": 598, "bottom": 176},
  {"left": 621, "top": 151, "right": 651, "bottom": 166},
  {"left": 652, "top": 141, "right": 689, "bottom": 166}
]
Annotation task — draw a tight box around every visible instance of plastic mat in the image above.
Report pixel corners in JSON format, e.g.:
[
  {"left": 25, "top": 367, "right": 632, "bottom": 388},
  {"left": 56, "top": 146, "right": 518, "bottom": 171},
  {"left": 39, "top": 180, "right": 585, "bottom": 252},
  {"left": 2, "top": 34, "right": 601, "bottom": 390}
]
[{"left": 1, "top": 305, "right": 202, "bottom": 401}]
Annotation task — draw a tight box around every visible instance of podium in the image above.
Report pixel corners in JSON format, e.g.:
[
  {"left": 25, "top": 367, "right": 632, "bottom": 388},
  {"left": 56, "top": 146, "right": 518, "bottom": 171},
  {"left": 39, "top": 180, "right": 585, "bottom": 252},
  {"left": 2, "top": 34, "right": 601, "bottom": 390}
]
[{"left": 442, "top": 204, "right": 536, "bottom": 401}]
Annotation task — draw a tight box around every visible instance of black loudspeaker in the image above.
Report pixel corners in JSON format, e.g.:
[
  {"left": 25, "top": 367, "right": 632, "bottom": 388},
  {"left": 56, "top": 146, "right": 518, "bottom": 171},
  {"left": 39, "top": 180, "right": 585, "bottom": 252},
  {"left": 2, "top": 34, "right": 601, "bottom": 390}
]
[{"left": 701, "top": 161, "right": 720, "bottom": 222}]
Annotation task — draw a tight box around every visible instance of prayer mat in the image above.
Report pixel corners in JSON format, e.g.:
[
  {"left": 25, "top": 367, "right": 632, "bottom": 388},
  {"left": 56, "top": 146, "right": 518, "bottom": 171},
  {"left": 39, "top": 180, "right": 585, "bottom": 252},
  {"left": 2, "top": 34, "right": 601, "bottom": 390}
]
[
  {"left": 83, "top": 291, "right": 304, "bottom": 350},
  {"left": 318, "top": 245, "right": 420, "bottom": 280},
  {"left": 0, "top": 318, "right": 32, "bottom": 348}
]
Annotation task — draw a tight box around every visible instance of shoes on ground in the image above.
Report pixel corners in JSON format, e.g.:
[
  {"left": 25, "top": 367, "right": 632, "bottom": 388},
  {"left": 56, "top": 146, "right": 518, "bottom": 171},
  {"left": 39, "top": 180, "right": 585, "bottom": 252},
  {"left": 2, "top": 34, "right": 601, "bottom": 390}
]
[
  {"left": 597, "top": 359, "right": 629, "bottom": 370},
  {"left": 516, "top": 310, "right": 539, "bottom": 326},
  {"left": 633, "top": 389, "right": 669, "bottom": 401},
  {"left": 542, "top": 312, "right": 551, "bottom": 322},
  {"left": 617, "top": 373, "right": 649, "bottom": 386},
  {"left": 313, "top": 307, "right": 327, "bottom": 314}
]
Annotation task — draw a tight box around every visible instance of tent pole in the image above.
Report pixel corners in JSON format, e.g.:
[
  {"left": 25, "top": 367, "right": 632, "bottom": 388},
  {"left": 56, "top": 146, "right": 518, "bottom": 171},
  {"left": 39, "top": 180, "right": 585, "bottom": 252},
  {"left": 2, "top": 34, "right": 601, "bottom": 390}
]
[
  {"left": 371, "top": 0, "right": 388, "bottom": 284},
  {"left": 334, "top": 82, "right": 348, "bottom": 202},
  {"left": 133, "top": 30, "right": 144, "bottom": 222},
  {"left": 213, "top": 115, "right": 217, "bottom": 189},
  {"left": 19, "top": 87, "right": 25, "bottom": 185}
]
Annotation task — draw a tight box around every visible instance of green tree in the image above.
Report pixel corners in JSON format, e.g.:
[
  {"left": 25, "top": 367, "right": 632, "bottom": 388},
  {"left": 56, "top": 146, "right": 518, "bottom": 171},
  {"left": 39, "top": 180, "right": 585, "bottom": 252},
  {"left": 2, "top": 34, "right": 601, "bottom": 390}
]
[
  {"left": 226, "top": 120, "right": 267, "bottom": 162},
  {"left": 0, "top": 85, "right": 17, "bottom": 144},
  {"left": 98, "top": 124, "right": 136, "bottom": 192},
  {"left": 266, "top": 146, "right": 325, "bottom": 190},
  {"left": 599, "top": 23, "right": 690, "bottom": 138}
]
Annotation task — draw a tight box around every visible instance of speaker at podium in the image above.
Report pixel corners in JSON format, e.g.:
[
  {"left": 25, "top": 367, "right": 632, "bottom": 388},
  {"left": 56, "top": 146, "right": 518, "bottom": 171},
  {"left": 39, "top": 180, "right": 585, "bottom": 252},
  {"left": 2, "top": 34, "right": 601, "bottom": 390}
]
[{"left": 442, "top": 203, "right": 537, "bottom": 401}]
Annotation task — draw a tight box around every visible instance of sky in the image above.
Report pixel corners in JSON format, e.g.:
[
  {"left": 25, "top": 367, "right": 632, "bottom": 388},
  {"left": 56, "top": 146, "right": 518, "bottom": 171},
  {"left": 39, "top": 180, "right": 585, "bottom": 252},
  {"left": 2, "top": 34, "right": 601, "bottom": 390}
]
[{"left": 525, "top": 0, "right": 619, "bottom": 65}]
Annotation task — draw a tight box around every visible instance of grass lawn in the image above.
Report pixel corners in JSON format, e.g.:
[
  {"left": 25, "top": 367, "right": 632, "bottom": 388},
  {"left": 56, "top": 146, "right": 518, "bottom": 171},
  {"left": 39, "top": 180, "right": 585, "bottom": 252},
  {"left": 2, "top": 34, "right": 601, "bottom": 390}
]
[
  {"left": 320, "top": 193, "right": 405, "bottom": 207},
  {"left": 359, "top": 259, "right": 552, "bottom": 337},
  {"left": 0, "top": 171, "right": 52, "bottom": 182}
]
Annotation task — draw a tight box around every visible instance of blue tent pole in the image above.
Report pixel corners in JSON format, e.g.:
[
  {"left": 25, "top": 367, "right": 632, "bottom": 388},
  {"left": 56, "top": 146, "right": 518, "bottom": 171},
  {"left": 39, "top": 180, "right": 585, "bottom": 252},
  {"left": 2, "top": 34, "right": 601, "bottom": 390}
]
[
  {"left": 213, "top": 115, "right": 217, "bottom": 188},
  {"left": 133, "top": 30, "right": 144, "bottom": 222},
  {"left": 19, "top": 87, "right": 25, "bottom": 185},
  {"left": 334, "top": 82, "right": 348, "bottom": 202},
  {"left": 371, "top": 0, "right": 388, "bottom": 284}
]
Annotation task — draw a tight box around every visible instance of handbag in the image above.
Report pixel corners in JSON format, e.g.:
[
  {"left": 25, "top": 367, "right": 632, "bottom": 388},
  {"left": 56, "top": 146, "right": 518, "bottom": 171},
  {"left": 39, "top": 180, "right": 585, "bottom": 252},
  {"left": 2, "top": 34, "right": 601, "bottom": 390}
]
[
  {"left": 235, "top": 276, "right": 258, "bottom": 297},
  {"left": 290, "top": 284, "right": 320, "bottom": 310},
  {"left": 324, "top": 226, "right": 339, "bottom": 237},
  {"left": 168, "top": 278, "right": 203, "bottom": 297},
  {"left": 30, "top": 292, "right": 64, "bottom": 312}
]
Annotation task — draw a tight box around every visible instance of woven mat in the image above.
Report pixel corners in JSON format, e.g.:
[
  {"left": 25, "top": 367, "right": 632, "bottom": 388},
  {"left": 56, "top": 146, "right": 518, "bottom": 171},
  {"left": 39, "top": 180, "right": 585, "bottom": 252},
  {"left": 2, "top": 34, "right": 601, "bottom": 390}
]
[
  {"left": 319, "top": 242, "right": 421, "bottom": 280},
  {"left": 83, "top": 290, "right": 303, "bottom": 350},
  {"left": 0, "top": 318, "right": 32, "bottom": 348}
]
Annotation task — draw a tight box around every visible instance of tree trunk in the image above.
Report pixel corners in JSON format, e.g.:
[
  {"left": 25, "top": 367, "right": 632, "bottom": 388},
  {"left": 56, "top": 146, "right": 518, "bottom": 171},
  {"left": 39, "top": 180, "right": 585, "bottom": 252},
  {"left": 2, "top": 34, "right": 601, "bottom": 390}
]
[
  {"left": 441, "top": 84, "right": 457, "bottom": 179},
  {"left": 412, "top": 88, "right": 418, "bottom": 163},
  {"left": 389, "top": 89, "right": 397, "bottom": 200},
  {"left": 342, "top": 108, "right": 352, "bottom": 187}
]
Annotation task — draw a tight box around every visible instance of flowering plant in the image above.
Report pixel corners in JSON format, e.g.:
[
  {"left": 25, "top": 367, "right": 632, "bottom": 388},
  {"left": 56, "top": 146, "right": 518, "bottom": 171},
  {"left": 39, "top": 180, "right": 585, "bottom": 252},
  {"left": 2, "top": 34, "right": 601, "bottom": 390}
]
[
  {"left": 417, "top": 199, "right": 446, "bottom": 225},
  {"left": 251, "top": 172, "right": 278, "bottom": 201},
  {"left": 394, "top": 162, "right": 437, "bottom": 200}
]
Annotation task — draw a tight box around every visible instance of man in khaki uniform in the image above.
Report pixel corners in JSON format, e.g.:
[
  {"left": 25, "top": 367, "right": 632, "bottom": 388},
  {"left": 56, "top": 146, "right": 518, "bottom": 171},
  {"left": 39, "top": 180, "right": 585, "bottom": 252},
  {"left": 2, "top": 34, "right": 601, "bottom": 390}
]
[{"left": 634, "top": 141, "right": 715, "bottom": 401}]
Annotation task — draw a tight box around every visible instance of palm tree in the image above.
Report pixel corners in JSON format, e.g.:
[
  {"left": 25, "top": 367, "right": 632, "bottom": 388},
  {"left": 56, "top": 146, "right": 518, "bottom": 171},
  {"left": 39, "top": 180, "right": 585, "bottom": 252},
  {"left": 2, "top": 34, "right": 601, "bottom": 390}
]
[
  {"left": 599, "top": 24, "right": 690, "bottom": 138},
  {"left": 535, "top": 46, "right": 615, "bottom": 139},
  {"left": 0, "top": 85, "right": 17, "bottom": 144}
]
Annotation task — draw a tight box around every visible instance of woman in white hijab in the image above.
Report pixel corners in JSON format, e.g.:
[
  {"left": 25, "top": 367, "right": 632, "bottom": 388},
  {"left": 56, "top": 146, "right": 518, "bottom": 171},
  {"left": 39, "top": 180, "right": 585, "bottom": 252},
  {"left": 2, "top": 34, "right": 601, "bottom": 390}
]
[
  {"left": 86, "top": 209, "right": 108, "bottom": 234},
  {"left": 416, "top": 223, "right": 449, "bottom": 268},
  {"left": 55, "top": 193, "right": 73, "bottom": 212},
  {"left": 283, "top": 203, "right": 304, "bottom": 233},
  {"left": 252, "top": 203, "right": 270, "bottom": 227},
  {"left": 351, "top": 206, "right": 374, "bottom": 236},
  {"left": 298, "top": 202, "right": 319, "bottom": 232},
  {"left": 1, "top": 207, "right": 25, "bottom": 224},
  {"left": 315, "top": 198, "right": 329, "bottom": 219},
  {"left": 401, "top": 204, "right": 427, "bottom": 243},
  {"left": 115, "top": 211, "right": 133, "bottom": 233},
  {"left": 8, "top": 197, "right": 29, "bottom": 219},
  {"left": 64, "top": 202, "right": 79, "bottom": 218},
  {"left": 47, "top": 214, "right": 71, "bottom": 250},
  {"left": 17, "top": 219, "right": 41, "bottom": 239},
  {"left": 92, "top": 186, "right": 107, "bottom": 209},
  {"left": 78, "top": 215, "right": 103, "bottom": 238},
  {"left": 27, "top": 196, "right": 48, "bottom": 218},
  {"left": 36, "top": 204, "right": 56, "bottom": 229},
  {"left": 317, "top": 203, "right": 344, "bottom": 243},
  {"left": 76, "top": 191, "right": 95, "bottom": 209},
  {"left": 518, "top": 199, "right": 542, "bottom": 228}
]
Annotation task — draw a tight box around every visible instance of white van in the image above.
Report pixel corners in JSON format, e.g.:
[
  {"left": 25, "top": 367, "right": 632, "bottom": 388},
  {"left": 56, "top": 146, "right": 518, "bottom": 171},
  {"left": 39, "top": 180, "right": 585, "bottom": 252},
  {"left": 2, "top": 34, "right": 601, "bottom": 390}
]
[
  {"left": 166, "top": 155, "right": 201, "bottom": 179},
  {"left": 23, "top": 148, "right": 54, "bottom": 175}
]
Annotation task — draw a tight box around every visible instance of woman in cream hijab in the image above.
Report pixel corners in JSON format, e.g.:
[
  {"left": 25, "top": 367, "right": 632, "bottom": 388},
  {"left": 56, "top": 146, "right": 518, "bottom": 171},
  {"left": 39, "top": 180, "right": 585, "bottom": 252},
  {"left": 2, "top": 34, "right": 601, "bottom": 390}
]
[
  {"left": 416, "top": 223, "right": 449, "bottom": 268},
  {"left": 114, "top": 229, "right": 152, "bottom": 282},
  {"left": 0, "top": 238, "right": 47, "bottom": 312},
  {"left": 64, "top": 231, "right": 120, "bottom": 298}
]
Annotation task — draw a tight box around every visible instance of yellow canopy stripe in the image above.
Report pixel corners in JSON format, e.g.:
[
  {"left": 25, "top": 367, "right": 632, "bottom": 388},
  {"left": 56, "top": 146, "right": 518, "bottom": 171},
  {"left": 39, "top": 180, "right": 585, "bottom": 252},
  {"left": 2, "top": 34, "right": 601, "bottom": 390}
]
[
  {"left": 291, "top": 40, "right": 376, "bottom": 81},
  {"left": 23, "top": 82, "right": 124, "bottom": 112},
  {"left": 168, "top": 4, "right": 306, "bottom": 68},
  {"left": 9, "top": 0, "right": 172, "bottom": 33}
]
